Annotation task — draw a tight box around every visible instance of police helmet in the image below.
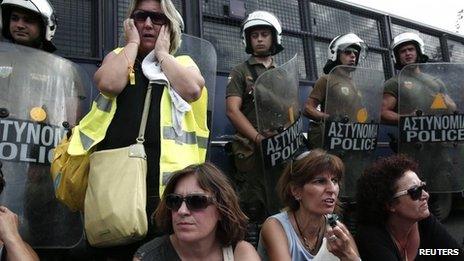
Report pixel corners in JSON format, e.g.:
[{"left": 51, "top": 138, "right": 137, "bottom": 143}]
[
  {"left": 323, "top": 33, "right": 367, "bottom": 74},
  {"left": 1, "top": 0, "right": 57, "bottom": 51},
  {"left": 390, "top": 32, "right": 428, "bottom": 69},
  {"left": 241, "top": 10, "right": 284, "bottom": 55}
]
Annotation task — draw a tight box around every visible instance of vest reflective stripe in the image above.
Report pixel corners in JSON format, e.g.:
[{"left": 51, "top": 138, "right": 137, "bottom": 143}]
[
  {"left": 162, "top": 126, "right": 208, "bottom": 148},
  {"left": 162, "top": 172, "right": 172, "bottom": 186},
  {"left": 197, "top": 136, "right": 208, "bottom": 149},
  {"left": 79, "top": 131, "right": 94, "bottom": 151},
  {"left": 68, "top": 93, "right": 116, "bottom": 155},
  {"left": 95, "top": 93, "right": 113, "bottom": 112},
  {"left": 159, "top": 55, "right": 209, "bottom": 196}
]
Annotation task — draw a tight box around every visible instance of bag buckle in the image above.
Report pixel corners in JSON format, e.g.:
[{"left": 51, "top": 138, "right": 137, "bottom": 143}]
[{"left": 128, "top": 143, "right": 147, "bottom": 159}]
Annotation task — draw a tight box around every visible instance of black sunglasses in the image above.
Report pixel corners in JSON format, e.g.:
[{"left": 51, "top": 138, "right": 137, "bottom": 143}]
[
  {"left": 165, "top": 193, "right": 215, "bottom": 211},
  {"left": 343, "top": 49, "right": 359, "bottom": 55},
  {"left": 393, "top": 182, "right": 427, "bottom": 201},
  {"left": 131, "top": 10, "right": 168, "bottom": 25},
  {"left": 289, "top": 149, "right": 311, "bottom": 176},
  {"left": 288, "top": 135, "right": 316, "bottom": 175}
]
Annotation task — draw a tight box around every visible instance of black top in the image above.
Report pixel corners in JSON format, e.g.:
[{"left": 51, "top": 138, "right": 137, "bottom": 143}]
[
  {"left": 134, "top": 235, "right": 238, "bottom": 260},
  {"left": 134, "top": 235, "right": 180, "bottom": 261},
  {"left": 0, "top": 245, "right": 5, "bottom": 261},
  {"left": 356, "top": 215, "right": 463, "bottom": 261}
]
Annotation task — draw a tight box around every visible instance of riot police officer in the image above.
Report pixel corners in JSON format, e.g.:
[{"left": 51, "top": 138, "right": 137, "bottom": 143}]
[
  {"left": 381, "top": 32, "right": 458, "bottom": 221},
  {"left": 0, "top": 0, "right": 89, "bottom": 256},
  {"left": 304, "top": 33, "right": 367, "bottom": 148},
  {"left": 381, "top": 32, "right": 434, "bottom": 124},
  {"left": 381, "top": 32, "right": 456, "bottom": 122},
  {"left": 1, "top": 0, "right": 57, "bottom": 52},
  {"left": 226, "top": 10, "right": 284, "bottom": 228},
  {"left": 303, "top": 34, "right": 385, "bottom": 231}
]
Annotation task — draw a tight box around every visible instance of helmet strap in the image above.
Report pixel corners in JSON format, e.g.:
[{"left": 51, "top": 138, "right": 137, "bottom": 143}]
[
  {"left": 253, "top": 52, "right": 272, "bottom": 58},
  {"left": 252, "top": 45, "right": 274, "bottom": 57},
  {"left": 13, "top": 35, "right": 43, "bottom": 49}
]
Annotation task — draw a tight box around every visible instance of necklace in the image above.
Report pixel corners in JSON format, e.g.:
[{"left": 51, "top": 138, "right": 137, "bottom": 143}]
[
  {"left": 389, "top": 230, "right": 411, "bottom": 261},
  {"left": 293, "top": 212, "right": 322, "bottom": 253}
]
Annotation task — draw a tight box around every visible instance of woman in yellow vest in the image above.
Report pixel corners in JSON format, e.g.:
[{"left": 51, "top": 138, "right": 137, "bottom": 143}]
[{"left": 93, "top": 0, "right": 207, "bottom": 259}]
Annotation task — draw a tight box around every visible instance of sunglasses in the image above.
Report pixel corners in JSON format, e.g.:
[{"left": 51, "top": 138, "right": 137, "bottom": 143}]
[
  {"left": 131, "top": 10, "right": 168, "bottom": 25},
  {"left": 343, "top": 49, "right": 359, "bottom": 55},
  {"left": 393, "top": 182, "right": 427, "bottom": 201},
  {"left": 165, "top": 193, "right": 215, "bottom": 211},
  {"left": 289, "top": 149, "right": 311, "bottom": 176}
]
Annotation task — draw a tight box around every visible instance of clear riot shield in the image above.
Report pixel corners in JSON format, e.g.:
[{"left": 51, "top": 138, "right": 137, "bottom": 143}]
[
  {"left": 175, "top": 34, "right": 217, "bottom": 139},
  {"left": 0, "top": 42, "right": 88, "bottom": 248},
  {"left": 323, "top": 66, "right": 384, "bottom": 198},
  {"left": 398, "top": 63, "right": 464, "bottom": 193},
  {"left": 254, "top": 55, "right": 302, "bottom": 214}
]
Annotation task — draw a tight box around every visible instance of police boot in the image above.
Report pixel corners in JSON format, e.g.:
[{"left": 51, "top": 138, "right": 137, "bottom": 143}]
[
  {"left": 246, "top": 222, "right": 260, "bottom": 248},
  {"left": 242, "top": 202, "right": 266, "bottom": 247}
]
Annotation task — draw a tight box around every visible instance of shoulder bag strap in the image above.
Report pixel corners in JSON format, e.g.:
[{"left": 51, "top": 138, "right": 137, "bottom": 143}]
[
  {"left": 222, "top": 245, "right": 234, "bottom": 261},
  {"left": 136, "top": 83, "right": 153, "bottom": 144},
  {"left": 245, "top": 60, "right": 259, "bottom": 99},
  {"left": 245, "top": 60, "right": 259, "bottom": 82}
]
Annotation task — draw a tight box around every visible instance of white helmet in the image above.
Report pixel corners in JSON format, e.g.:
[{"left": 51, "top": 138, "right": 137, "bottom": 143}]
[
  {"left": 323, "top": 33, "right": 367, "bottom": 74},
  {"left": 327, "top": 33, "right": 367, "bottom": 62},
  {"left": 390, "top": 32, "right": 428, "bottom": 69},
  {"left": 1, "top": 0, "right": 57, "bottom": 50},
  {"left": 241, "top": 10, "right": 283, "bottom": 55}
]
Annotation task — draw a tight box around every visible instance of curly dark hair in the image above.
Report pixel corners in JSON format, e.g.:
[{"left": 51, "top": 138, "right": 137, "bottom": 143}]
[
  {"left": 278, "top": 149, "right": 344, "bottom": 212},
  {"left": 356, "top": 154, "right": 419, "bottom": 226},
  {"left": 154, "top": 162, "right": 248, "bottom": 247}
]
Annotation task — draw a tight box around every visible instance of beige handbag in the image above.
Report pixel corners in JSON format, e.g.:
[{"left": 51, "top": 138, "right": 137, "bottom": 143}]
[{"left": 84, "top": 85, "right": 153, "bottom": 247}]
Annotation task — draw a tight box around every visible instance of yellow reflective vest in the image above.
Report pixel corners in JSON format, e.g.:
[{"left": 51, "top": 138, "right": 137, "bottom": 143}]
[{"left": 69, "top": 51, "right": 209, "bottom": 196}]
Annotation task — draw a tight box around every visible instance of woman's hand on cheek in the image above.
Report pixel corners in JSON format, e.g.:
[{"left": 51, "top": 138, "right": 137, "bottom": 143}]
[
  {"left": 155, "top": 25, "right": 171, "bottom": 57},
  {"left": 124, "top": 18, "right": 140, "bottom": 45}
]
